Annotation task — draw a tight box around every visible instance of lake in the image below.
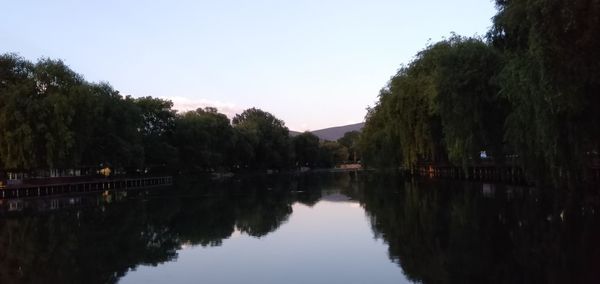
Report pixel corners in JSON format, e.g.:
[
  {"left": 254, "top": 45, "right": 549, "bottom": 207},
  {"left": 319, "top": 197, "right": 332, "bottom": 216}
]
[{"left": 1, "top": 172, "right": 599, "bottom": 283}]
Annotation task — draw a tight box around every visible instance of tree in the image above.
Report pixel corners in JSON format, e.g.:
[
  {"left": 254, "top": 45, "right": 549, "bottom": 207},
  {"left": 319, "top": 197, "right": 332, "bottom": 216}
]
[
  {"left": 0, "top": 54, "right": 146, "bottom": 173},
  {"left": 85, "top": 84, "right": 144, "bottom": 171},
  {"left": 360, "top": 36, "right": 507, "bottom": 170},
  {"left": 360, "top": 43, "right": 446, "bottom": 169},
  {"left": 489, "top": 0, "right": 600, "bottom": 181},
  {"left": 134, "top": 97, "right": 177, "bottom": 171},
  {"left": 292, "top": 132, "right": 320, "bottom": 168},
  {"left": 232, "top": 108, "right": 292, "bottom": 170},
  {"left": 0, "top": 54, "right": 37, "bottom": 169},
  {"left": 359, "top": 98, "right": 403, "bottom": 169},
  {"left": 433, "top": 36, "right": 506, "bottom": 166},
  {"left": 318, "top": 141, "right": 348, "bottom": 168},
  {"left": 172, "top": 107, "right": 233, "bottom": 172},
  {"left": 337, "top": 131, "right": 361, "bottom": 163}
]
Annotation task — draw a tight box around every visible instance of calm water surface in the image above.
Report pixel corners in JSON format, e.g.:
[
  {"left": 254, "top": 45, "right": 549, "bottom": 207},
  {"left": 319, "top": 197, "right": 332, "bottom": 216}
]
[{"left": 1, "top": 172, "right": 599, "bottom": 283}]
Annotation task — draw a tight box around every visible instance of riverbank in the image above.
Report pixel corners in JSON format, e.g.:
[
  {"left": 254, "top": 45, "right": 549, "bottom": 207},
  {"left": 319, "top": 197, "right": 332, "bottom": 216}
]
[{"left": 0, "top": 176, "right": 173, "bottom": 199}]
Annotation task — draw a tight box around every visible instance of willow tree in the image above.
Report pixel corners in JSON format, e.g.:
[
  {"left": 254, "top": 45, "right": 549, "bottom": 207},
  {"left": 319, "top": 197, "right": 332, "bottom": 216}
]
[
  {"left": 0, "top": 55, "right": 87, "bottom": 169},
  {"left": 490, "top": 0, "right": 600, "bottom": 180},
  {"left": 0, "top": 54, "right": 36, "bottom": 169},
  {"left": 362, "top": 42, "right": 446, "bottom": 169},
  {"left": 434, "top": 36, "right": 506, "bottom": 166},
  {"left": 389, "top": 64, "right": 443, "bottom": 167},
  {"left": 361, "top": 36, "right": 506, "bottom": 169},
  {"left": 33, "top": 58, "right": 86, "bottom": 168},
  {"left": 359, "top": 90, "right": 403, "bottom": 168}
]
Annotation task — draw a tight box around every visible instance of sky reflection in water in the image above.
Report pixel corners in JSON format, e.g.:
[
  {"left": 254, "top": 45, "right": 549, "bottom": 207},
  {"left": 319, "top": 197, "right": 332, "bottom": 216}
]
[{"left": 121, "top": 196, "right": 410, "bottom": 284}]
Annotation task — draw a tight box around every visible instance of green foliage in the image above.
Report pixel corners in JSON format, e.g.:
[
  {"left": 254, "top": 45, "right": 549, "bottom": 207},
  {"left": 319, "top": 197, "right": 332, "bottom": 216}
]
[
  {"left": 359, "top": 99, "right": 403, "bottom": 168},
  {"left": 172, "top": 107, "right": 233, "bottom": 172},
  {"left": 232, "top": 108, "right": 292, "bottom": 170},
  {"left": 362, "top": 17, "right": 599, "bottom": 183},
  {"left": 362, "top": 37, "right": 504, "bottom": 171},
  {"left": 490, "top": 0, "right": 600, "bottom": 180},
  {"left": 318, "top": 140, "right": 348, "bottom": 168},
  {"left": 0, "top": 55, "right": 145, "bottom": 171},
  {"left": 337, "top": 130, "right": 360, "bottom": 162},
  {"left": 134, "top": 97, "right": 178, "bottom": 171},
  {"left": 135, "top": 96, "right": 176, "bottom": 138},
  {"left": 291, "top": 132, "right": 353, "bottom": 168},
  {"left": 86, "top": 85, "right": 144, "bottom": 170},
  {"left": 2, "top": 54, "right": 348, "bottom": 174},
  {"left": 434, "top": 36, "right": 506, "bottom": 166},
  {"left": 387, "top": 63, "right": 441, "bottom": 167},
  {"left": 292, "top": 132, "right": 320, "bottom": 167}
]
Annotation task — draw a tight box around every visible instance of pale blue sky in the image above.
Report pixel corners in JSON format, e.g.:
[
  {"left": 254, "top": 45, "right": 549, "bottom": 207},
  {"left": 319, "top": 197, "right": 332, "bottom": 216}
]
[{"left": 0, "top": 0, "right": 497, "bottom": 131}]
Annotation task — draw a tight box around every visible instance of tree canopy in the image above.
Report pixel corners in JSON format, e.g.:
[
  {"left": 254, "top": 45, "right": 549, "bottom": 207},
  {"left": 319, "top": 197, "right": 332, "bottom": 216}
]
[
  {"left": 359, "top": 1, "right": 600, "bottom": 183},
  {"left": 0, "top": 58, "right": 354, "bottom": 174},
  {"left": 360, "top": 36, "right": 505, "bottom": 169},
  {"left": 0, "top": 54, "right": 145, "bottom": 171},
  {"left": 232, "top": 108, "right": 292, "bottom": 170}
]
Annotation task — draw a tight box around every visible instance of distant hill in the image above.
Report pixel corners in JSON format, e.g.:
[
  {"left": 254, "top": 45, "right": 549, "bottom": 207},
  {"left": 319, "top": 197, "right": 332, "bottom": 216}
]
[{"left": 290, "top": 122, "right": 364, "bottom": 141}]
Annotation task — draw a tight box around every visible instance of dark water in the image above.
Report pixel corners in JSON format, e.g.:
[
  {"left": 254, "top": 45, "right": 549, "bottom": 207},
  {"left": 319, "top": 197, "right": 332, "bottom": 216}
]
[{"left": 1, "top": 172, "right": 599, "bottom": 284}]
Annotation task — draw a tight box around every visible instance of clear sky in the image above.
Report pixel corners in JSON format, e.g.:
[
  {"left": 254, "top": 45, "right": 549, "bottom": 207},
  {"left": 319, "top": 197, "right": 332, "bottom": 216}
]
[{"left": 0, "top": 0, "right": 497, "bottom": 131}]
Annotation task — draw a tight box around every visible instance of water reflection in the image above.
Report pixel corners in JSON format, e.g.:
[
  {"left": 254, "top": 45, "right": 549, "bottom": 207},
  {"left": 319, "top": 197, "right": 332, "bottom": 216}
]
[
  {"left": 0, "top": 172, "right": 599, "bottom": 283},
  {"left": 348, "top": 175, "right": 600, "bottom": 284}
]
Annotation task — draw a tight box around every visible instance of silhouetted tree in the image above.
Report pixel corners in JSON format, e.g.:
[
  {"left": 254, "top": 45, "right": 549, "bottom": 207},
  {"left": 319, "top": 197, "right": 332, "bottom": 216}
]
[
  {"left": 292, "top": 132, "right": 320, "bottom": 167},
  {"left": 232, "top": 108, "right": 292, "bottom": 170}
]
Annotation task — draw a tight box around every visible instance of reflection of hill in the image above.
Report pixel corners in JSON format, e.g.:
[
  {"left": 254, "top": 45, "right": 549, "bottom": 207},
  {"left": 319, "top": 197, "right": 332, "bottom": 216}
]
[
  {"left": 346, "top": 174, "right": 600, "bottom": 283},
  {"left": 319, "top": 193, "right": 352, "bottom": 203}
]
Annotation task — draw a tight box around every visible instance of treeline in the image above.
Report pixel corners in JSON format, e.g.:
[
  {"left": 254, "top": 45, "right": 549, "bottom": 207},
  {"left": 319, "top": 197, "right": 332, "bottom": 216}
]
[
  {"left": 359, "top": 0, "right": 600, "bottom": 182},
  {"left": 0, "top": 54, "right": 358, "bottom": 174}
]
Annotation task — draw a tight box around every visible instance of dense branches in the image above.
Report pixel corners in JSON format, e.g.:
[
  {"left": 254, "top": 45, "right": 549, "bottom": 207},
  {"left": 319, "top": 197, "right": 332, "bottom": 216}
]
[
  {"left": 360, "top": 1, "right": 600, "bottom": 183},
  {"left": 0, "top": 54, "right": 144, "bottom": 171},
  {"left": 232, "top": 108, "right": 292, "bottom": 170},
  {"left": 173, "top": 107, "right": 233, "bottom": 171},
  {"left": 491, "top": 0, "right": 600, "bottom": 179},
  {"left": 361, "top": 36, "right": 505, "bottom": 169}
]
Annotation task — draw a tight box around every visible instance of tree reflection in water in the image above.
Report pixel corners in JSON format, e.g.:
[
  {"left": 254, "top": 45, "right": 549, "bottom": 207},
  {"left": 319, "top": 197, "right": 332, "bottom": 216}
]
[
  {"left": 0, "top": 174, "right": 327, "bottom": 284},
  {"left": 346, "top": 174, "right": 600, "bottom": 284},
  {"left": 0, "top": 172, "right": 598, "bottom": 284}
]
